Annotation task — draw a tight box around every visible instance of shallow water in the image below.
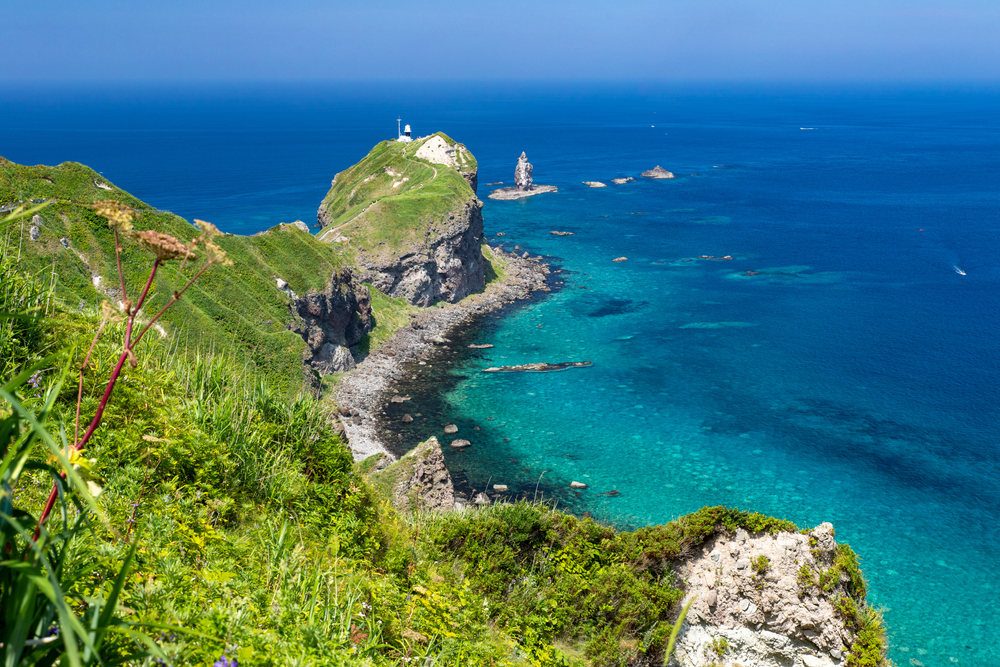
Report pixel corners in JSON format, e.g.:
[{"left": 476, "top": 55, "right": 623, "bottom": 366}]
[{"left": 3, "top": 83, "right": 998, "bottom": 666}]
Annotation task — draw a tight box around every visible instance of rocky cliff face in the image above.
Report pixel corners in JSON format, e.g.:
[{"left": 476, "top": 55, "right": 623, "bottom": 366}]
[
  {"left": 671, "top": 523, "right": 870, "bottom": 667},
  {"left": 291, "top": 267, "right": 374, "bottom": 375},
  {"left": 367, "top": 437, "right": 456, "bottom": 512},
  {"left": 316, "top": 133, "right": 486, "bottom": 308},
  {"left": 359, "top": 198, "right": 486, "bottom": 307}
]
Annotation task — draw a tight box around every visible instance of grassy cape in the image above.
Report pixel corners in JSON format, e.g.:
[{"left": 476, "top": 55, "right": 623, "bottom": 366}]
[
  {"left": 317, "top": 133, "right": 478, "bottom": 259},
  {"left": 0, "top": 151, "right": 890, "bottom": 666}
]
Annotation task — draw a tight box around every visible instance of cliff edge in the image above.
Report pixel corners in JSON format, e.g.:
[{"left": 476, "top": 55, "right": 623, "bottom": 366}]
[{"left": 316, "top": 133, "right": 485, "bottom": 307}]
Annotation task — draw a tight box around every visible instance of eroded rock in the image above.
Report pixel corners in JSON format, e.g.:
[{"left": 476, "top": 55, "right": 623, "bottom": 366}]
[
  {"left": 291, "top": 268, "right": 373, "bottom": 376},
  {"left": 367, "top": 437, "right": 455, "bottom": 513}
]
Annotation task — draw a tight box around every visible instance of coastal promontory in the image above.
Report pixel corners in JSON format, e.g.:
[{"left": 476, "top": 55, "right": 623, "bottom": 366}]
[{"left": 316, "top": 133, "right": 486, "bottom": 306}]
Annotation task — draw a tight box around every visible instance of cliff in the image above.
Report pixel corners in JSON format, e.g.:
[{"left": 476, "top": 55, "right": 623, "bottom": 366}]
[
  {"left": 0, "top": 157, "right": 374, "bottom": 391},
  {"left": 316, "top": 133, "right": 486, "bottom": 306}
]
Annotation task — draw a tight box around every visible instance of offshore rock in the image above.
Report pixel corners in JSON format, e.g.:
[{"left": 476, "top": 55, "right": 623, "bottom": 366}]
[
  {"left": 515, "top": 151, "right": 533, "bottom": 190},
  {"left": 291, "top": 267, "right": 373, "bottom": 376},
  {"left": 642, "top": 165, "right": 675, "bottom": 179},
  {"left": 489, "top": 152, "right": 557, "bottom": 200},
  {"left": 482, "top": 361, "right": 591, "bottom": 373}
]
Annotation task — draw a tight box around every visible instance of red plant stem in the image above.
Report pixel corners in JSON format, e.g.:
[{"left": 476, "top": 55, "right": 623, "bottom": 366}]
[
  {"left": 74, "top": 319, "right": 108, "bottom": 448},
  {"left": 129, "top": 262, "right": 210, "bottom": 350},
  {"left": 36, "top": 261, "right": 162, "bottom": 533},
  {"left": 130, "top": 259, "right": 160, "bottom": 328}
]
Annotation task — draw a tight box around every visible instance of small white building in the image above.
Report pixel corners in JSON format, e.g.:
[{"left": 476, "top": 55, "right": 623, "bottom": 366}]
[{"left": 396, "top": 118, "right": 413, "bottom": 143}]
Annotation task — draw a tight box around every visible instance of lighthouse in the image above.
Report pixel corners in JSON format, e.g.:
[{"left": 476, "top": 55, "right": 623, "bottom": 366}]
[{"left": 397, "top": 118, "right": 413, "bottom": 143}]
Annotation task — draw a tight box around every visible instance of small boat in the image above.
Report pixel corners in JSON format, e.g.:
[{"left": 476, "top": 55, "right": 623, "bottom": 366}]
[{"left": 953, "top": 265, "right": 966, "bottom": 276}]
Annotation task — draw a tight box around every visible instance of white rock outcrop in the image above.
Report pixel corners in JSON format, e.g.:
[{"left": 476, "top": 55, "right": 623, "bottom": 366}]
[{"left": 670, "top": 523, "right": 853, "bottom": 667}]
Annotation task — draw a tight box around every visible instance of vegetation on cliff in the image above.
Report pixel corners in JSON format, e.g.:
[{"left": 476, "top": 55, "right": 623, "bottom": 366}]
[
  {"left": 316, "top": 133, "right": 477, "bottom": 258},
  {"left": 1, "top": 158, "right": 374, "bottom": 393},
  {"left": 0, "top": 153, "right": 891, "bottom": 666}
]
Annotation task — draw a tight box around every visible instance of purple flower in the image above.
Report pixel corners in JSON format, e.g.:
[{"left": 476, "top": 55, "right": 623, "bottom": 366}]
[
  {"left": 28, "top": 372, "right": 43, "bottom": 389},
  {"left": 47, "top": 625, "right": 59, "bottom": 637},
  {"left": 213, "top": 655, "right": 238, "bottom": 667}
]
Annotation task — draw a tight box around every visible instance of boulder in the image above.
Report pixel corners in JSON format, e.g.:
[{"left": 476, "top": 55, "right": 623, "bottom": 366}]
[
  {"left": 444, "top": 424, "right": 458, "bottom": 434},
  {"left": 570, "top": 481, "right": 588, "bottom": 489},
  {"left": 449, "top": 439, "right": 472, "bottom": 449},
  {"left": 492, "top": 484, "right": 508, "bottom": 492},
  {"left": 401, "top": 414, "right": 414, "bottom": 423}
]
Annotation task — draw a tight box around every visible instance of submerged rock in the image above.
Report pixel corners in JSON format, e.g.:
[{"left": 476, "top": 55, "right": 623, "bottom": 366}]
[
  {"left": 482, "top": 361, "right": 592, "bottom": 373},
  {"left": 449, "top": 439, "right": 471, "bottom": 449},
  {"left": 443, "top": 424, "right": 458, "bottom": 434}
]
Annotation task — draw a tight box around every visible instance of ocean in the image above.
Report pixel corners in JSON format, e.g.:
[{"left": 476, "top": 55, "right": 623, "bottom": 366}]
[{"left": 2, "top": 82, "right": 998, "bottom": 666}]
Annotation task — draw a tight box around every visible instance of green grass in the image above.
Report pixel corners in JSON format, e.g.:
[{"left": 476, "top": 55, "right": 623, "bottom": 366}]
[
  {"left": 1, "top": 157, "right": 891, "bottom": 667},
  {"left": 354, "top": 287, "right": 420, "bottom": 359},
  {"left": 0, "top": 158, "right": 408, "bottom": 394},
  {"left": 317, "top": 135, "right": 478, "bottom": 258}
]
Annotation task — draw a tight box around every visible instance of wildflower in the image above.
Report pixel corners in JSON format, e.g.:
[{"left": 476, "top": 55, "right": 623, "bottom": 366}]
[
  {"left": 132, "top": 230, "right": 197, "bottom": 262},
  {"left": 93, "top": 200, "right": 135, "bottom": 232},
  {"left": 213, "top": 655, "right": 238, "bottom": 667},
  {"left": 194, "top": 219, "right": 222, "bottom": 239},
  {"left": 100, "top": 300, "right": 124, "bottom": 323},
  {"left": 203, "top": 239, "right": 232, "bottom": 266},
  {"left": 46, "top": 624, "right": 59, "bottom": 637},
  {"left": 28, "top": 372, "right": 42, "bottom": 389}
]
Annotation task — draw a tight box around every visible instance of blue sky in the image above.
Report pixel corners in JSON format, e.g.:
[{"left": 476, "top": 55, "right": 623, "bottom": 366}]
[{"left": 3, "top": 0, "right": 999, "bottom": 82}]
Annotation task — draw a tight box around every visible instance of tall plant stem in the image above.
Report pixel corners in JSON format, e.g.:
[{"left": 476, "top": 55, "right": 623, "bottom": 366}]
[{"left": 129, "top": 262, "right": 209, "bottom": 350}]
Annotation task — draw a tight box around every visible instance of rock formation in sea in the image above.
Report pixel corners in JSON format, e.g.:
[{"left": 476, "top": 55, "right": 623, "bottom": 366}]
[
  {"left": 642, "top": 165, "right": 675, "bottom": 179},
  {"left": 291, "top": 267, "right": 374, "bottom": 375},
  {"left": 488, "top": 152, "right": 558, "bottom": 200},
  {"left": 515, "top": 151, "right": 533, "bottom": 190},
  {"left": 316, "top": 133, "right": 486, "bottom": 307}
]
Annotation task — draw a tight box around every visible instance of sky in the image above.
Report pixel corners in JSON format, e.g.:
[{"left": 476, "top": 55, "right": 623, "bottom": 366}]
[{"left": 2, "top": 0, "right": 999, "bottom": 83}]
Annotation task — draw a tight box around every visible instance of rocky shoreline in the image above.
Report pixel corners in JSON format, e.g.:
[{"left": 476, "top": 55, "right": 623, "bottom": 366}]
[{"left": 334, "top": 246, "right": 552, "bottom": 462}]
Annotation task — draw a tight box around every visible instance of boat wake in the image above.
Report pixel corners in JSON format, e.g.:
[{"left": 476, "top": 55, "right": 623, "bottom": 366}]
[{"left": 953, "top": 265, "right": 966, "bottom": 276}]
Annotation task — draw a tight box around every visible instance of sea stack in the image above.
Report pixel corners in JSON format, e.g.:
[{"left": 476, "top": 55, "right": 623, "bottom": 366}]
[
  {"left": 488, "top": 152, "right": 558, "bottom": 200},
  {"left": 515, "top": 152, "right": 533, "bottom": 190}
]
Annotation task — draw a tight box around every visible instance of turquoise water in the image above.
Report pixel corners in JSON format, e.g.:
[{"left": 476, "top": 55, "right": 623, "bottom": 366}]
[{"left": 3, "top": 84, "right": 998, "bottom": 666}]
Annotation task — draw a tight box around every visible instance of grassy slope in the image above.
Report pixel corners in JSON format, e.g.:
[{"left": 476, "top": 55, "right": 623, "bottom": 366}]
[
  {"left": 2, "top": 204, "right": 889, "bottom": 667},
  {"left": 317, "top": 134, "right": 477, "bottom": 258},
  {"left": 1, "top": 157, "right": 363, "bottom": 392}
]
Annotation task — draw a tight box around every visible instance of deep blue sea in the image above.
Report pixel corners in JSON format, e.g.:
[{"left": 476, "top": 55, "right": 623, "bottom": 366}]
[{"left": 3, "top": 83, "right": 998, "bottom": 666}]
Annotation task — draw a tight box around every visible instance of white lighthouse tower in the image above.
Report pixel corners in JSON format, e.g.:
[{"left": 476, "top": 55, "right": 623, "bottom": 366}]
[{"left": 397, "top": 117, "right": 413, "bottom": 143}]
